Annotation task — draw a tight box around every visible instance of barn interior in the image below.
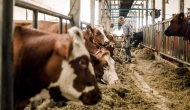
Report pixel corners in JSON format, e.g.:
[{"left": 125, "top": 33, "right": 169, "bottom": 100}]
[{"left": 2, "top": 0, "right": 190, "bottom": 109}]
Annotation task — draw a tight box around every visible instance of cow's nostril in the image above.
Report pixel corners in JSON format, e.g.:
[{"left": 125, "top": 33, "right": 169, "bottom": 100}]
[
  {"left": 98, "top": 95, "right": 102, "bottom": 100},
  {"left": 104, "top": 41, "right": 109, "bottom": 45},
  {"left": 165, "top": 30, "right": 169, "bottom": 35}
]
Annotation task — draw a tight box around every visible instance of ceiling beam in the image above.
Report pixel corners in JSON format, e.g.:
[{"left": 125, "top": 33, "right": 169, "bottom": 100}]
[
  {"left": 110, "top": 16, "right": 142, "bottom": 18},
  {"left": 133, "top": 4, "right": 143, "bottom": 6},
  {"left": 105, "top": 8, "right": 154, "bottom": 10}
]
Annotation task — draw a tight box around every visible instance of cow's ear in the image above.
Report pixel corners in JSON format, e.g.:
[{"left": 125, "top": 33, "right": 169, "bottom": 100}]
[
  {"left": 87, "top": 25, "right": 94, "bottom": 33},
  {"left": 55, "top": 35, "right": 73, "bottom": 60},
  {"left": 178, "top": 13, "right": 184, "bottom": 23}
]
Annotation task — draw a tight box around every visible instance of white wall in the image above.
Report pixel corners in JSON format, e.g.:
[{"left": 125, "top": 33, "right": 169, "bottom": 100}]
[
  {"left": 184, "top": 0, "right": 190, "bottom": 13},
  {"left": 152, "top": 0, "right": 180, "bottom": 22},
  {"left": 95, "top": 0, "right": 99, "bottom": 25},
  {"left": 80, "top": 0, "right": 90, "bottom": 23},
  {"left": 154, "top": 0, "right": 190, "bottom": 20},
  {"left": 14, "top": 0, "right": 70, "bottom": 21},
  {"left": 13, "top": 0, "right": 190, "bottom": 31}
]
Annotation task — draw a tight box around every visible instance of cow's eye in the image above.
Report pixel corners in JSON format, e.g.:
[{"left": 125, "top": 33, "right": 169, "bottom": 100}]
[
  {"left": 96, "top": 31, "right": 100, "bottom": 35},
  {"left": 79, "top": 59, "right": 87, "bottom": 69}
]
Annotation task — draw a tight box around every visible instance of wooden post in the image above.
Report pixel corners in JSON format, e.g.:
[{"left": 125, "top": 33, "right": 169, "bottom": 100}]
[{"left": 162, "top": 0, "right": 165, "bottom": 21}]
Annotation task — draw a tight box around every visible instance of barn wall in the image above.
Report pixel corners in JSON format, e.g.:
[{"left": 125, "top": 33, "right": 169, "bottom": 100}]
[
  {"left": 184, "top": 0, "right": 190, "bottom": 13},
  {"left": 22, "top": 0, "right": 70, "bottom": 15},
  {"left": 80, "top": 0, "right": 90, "bottom": 23},
  {"left": 139, "top": 0, "right": 190, "bottom": 27},
  {"left": 14, "top": 0, "right": 70, "bottom": 21},
  {"left": 154, "top": 0, "right": 190, "bottom": 21},
  {"left": 95, "top": 0, "right": 99, "bottom": 25}
]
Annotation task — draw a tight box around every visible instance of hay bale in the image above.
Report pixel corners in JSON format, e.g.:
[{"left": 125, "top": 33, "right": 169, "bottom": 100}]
[
  {"left": 135, "top": 48, "right": 155, "bottom": 60},
  {"left": 175, "top": 67, "right": 189, "bottom": 76}
]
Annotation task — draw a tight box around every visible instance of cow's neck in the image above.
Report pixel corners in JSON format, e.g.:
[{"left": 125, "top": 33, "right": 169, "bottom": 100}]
[
  {"left": 82, "top": 30, "right": 90, "bottom": 41},
  {"left": 85, "top": 39, "right": 100, "bottom": 56}
]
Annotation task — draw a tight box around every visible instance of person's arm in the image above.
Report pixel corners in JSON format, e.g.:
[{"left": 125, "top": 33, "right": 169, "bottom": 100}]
[{"left": 123, "top": 24, "right": 129, "bottom": 38}]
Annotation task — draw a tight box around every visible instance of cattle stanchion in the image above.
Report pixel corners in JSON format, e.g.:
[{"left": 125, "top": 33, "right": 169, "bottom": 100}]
[{"left": 1, "top": 0, "right": 14, "bottom": 109}]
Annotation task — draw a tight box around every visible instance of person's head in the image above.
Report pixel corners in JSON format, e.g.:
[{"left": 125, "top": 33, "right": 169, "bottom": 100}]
[
  {"left": 110, "top": 23, "right": 114, "bottom": 28},
  {"left": 118, "top": 16, "right": 125, "bottom": 25}
]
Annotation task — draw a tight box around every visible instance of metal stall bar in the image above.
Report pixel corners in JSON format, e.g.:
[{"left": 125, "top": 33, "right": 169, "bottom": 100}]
[
  {"left": 1, "top": 0, "right": 14, "bottom": 109},
  {"left": 150, "top": 25, "right": 154, "bottom": 47},
  {"left": 109, "top": 16, "right": 142, "bottom": 18},
  {"left": 15, "top": 0, "right": 73, "bottom": 32},
  {"left": 15, "top": 0, "right": 72, "bottom": 20},
  {"left": 59, "top": 18, "right": 63, "bottom": 34},
  {"left": 33, "top": 10, "right": 38, "bottom": 28},
  {"left": 152, "top": 24, "right": 157, "bottom": 49},
  {"left": 105, "top": 8, "right": 155, "bottom": 10},
  {"left": 80, "top": 21, "right": 90, "bottom": 30}
]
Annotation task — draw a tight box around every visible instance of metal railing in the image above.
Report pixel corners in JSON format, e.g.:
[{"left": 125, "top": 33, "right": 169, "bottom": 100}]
[
  {"left": 141, "top": 17, "right": 190, "bottom": 66},
  {"left": 15, "top": 0, "right": 73, "bottom": 33},
  {"left": 80, "top": 21, "right": 90, "bottom": 30}
]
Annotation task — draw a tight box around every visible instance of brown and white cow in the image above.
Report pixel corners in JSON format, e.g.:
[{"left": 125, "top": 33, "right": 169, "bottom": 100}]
[
  {"left": 103, "top": 30, "right": 117, "bottom": 58},
  {"left": 83, "top": 29, "right": 120, "bottom": 85},
  {"left": 14, "top": 26, "right": 101, "bottom": 110},
  {"left": 165, "top": 12, "right": 190, "bottom": 40},
  {"left": 84, "top": 24, "right": 110, "bottom": 46},
  {"left": 98, "top": 47, "right": 120, "bottom": 84},
  {"left": 85, "top": 39, "right": 109, "bottom": 79}
]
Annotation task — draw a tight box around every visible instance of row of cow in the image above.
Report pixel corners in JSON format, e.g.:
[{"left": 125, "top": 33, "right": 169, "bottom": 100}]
[{"left": 13, "top": 20, "right": 120, "bottom": 109}]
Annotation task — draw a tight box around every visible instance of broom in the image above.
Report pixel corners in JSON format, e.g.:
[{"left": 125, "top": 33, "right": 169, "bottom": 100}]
[{"left": 113, "top": 41, "right": 125, "bottom": 64}]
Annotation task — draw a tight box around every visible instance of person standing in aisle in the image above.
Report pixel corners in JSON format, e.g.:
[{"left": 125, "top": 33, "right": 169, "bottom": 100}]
[{"left": 118, "top": 16, "right": 133, "bottom": 64}]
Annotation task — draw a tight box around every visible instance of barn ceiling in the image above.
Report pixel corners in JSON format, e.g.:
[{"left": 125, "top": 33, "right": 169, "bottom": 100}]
[
  {"left": 108, "top": 0, "right": 135, "bottom": 29},
  {"left": 119, "top": 0, "right": 135, "bottom": 17}
]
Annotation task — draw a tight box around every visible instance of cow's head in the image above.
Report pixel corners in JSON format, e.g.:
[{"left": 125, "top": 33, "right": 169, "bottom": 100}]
[
  {"left": 91, "top": 48, "right": 110, "bottom": 79},
  {"left": 90, "top": 54, "right": 104, "bottom": 79},
  {"left": 90, "top": 47, "right": 120, "bottom": 84},
  {"left": 106, "top": 34, "right": 117, "bottom": 46},
  {"left": 14, "top": 26, "right": 101, "bottom": 110},
  {"left": 84, "top": 38, "right": 109, "bottom": 79},
  {"left": 87, "top": 25, "right": 109, "bottom": 46},
  {"left": 102, "top": 32, "right": 116, "bottom": 58},
  {"left": 165, "top": 13, "right": 188, "bottom": 37},
  {"left": 98, "top": 47, "right": 120, "bottom": 84},
  {"left": 46, "top": 27, "right": 101, "bottom": 105}
]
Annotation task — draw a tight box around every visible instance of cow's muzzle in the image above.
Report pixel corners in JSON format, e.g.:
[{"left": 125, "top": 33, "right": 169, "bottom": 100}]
[
  {"left": 104, "top": 41, "right": 110, "bottom": 46},
  {"left": 80, "top": 88, "right": 102, "bottom": 105},
  {"left": 103, "top": 63, "right": 109, "bottom": 70},
  {"left": 164, "top": 29, "right": 171, "bottom": 36}
]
